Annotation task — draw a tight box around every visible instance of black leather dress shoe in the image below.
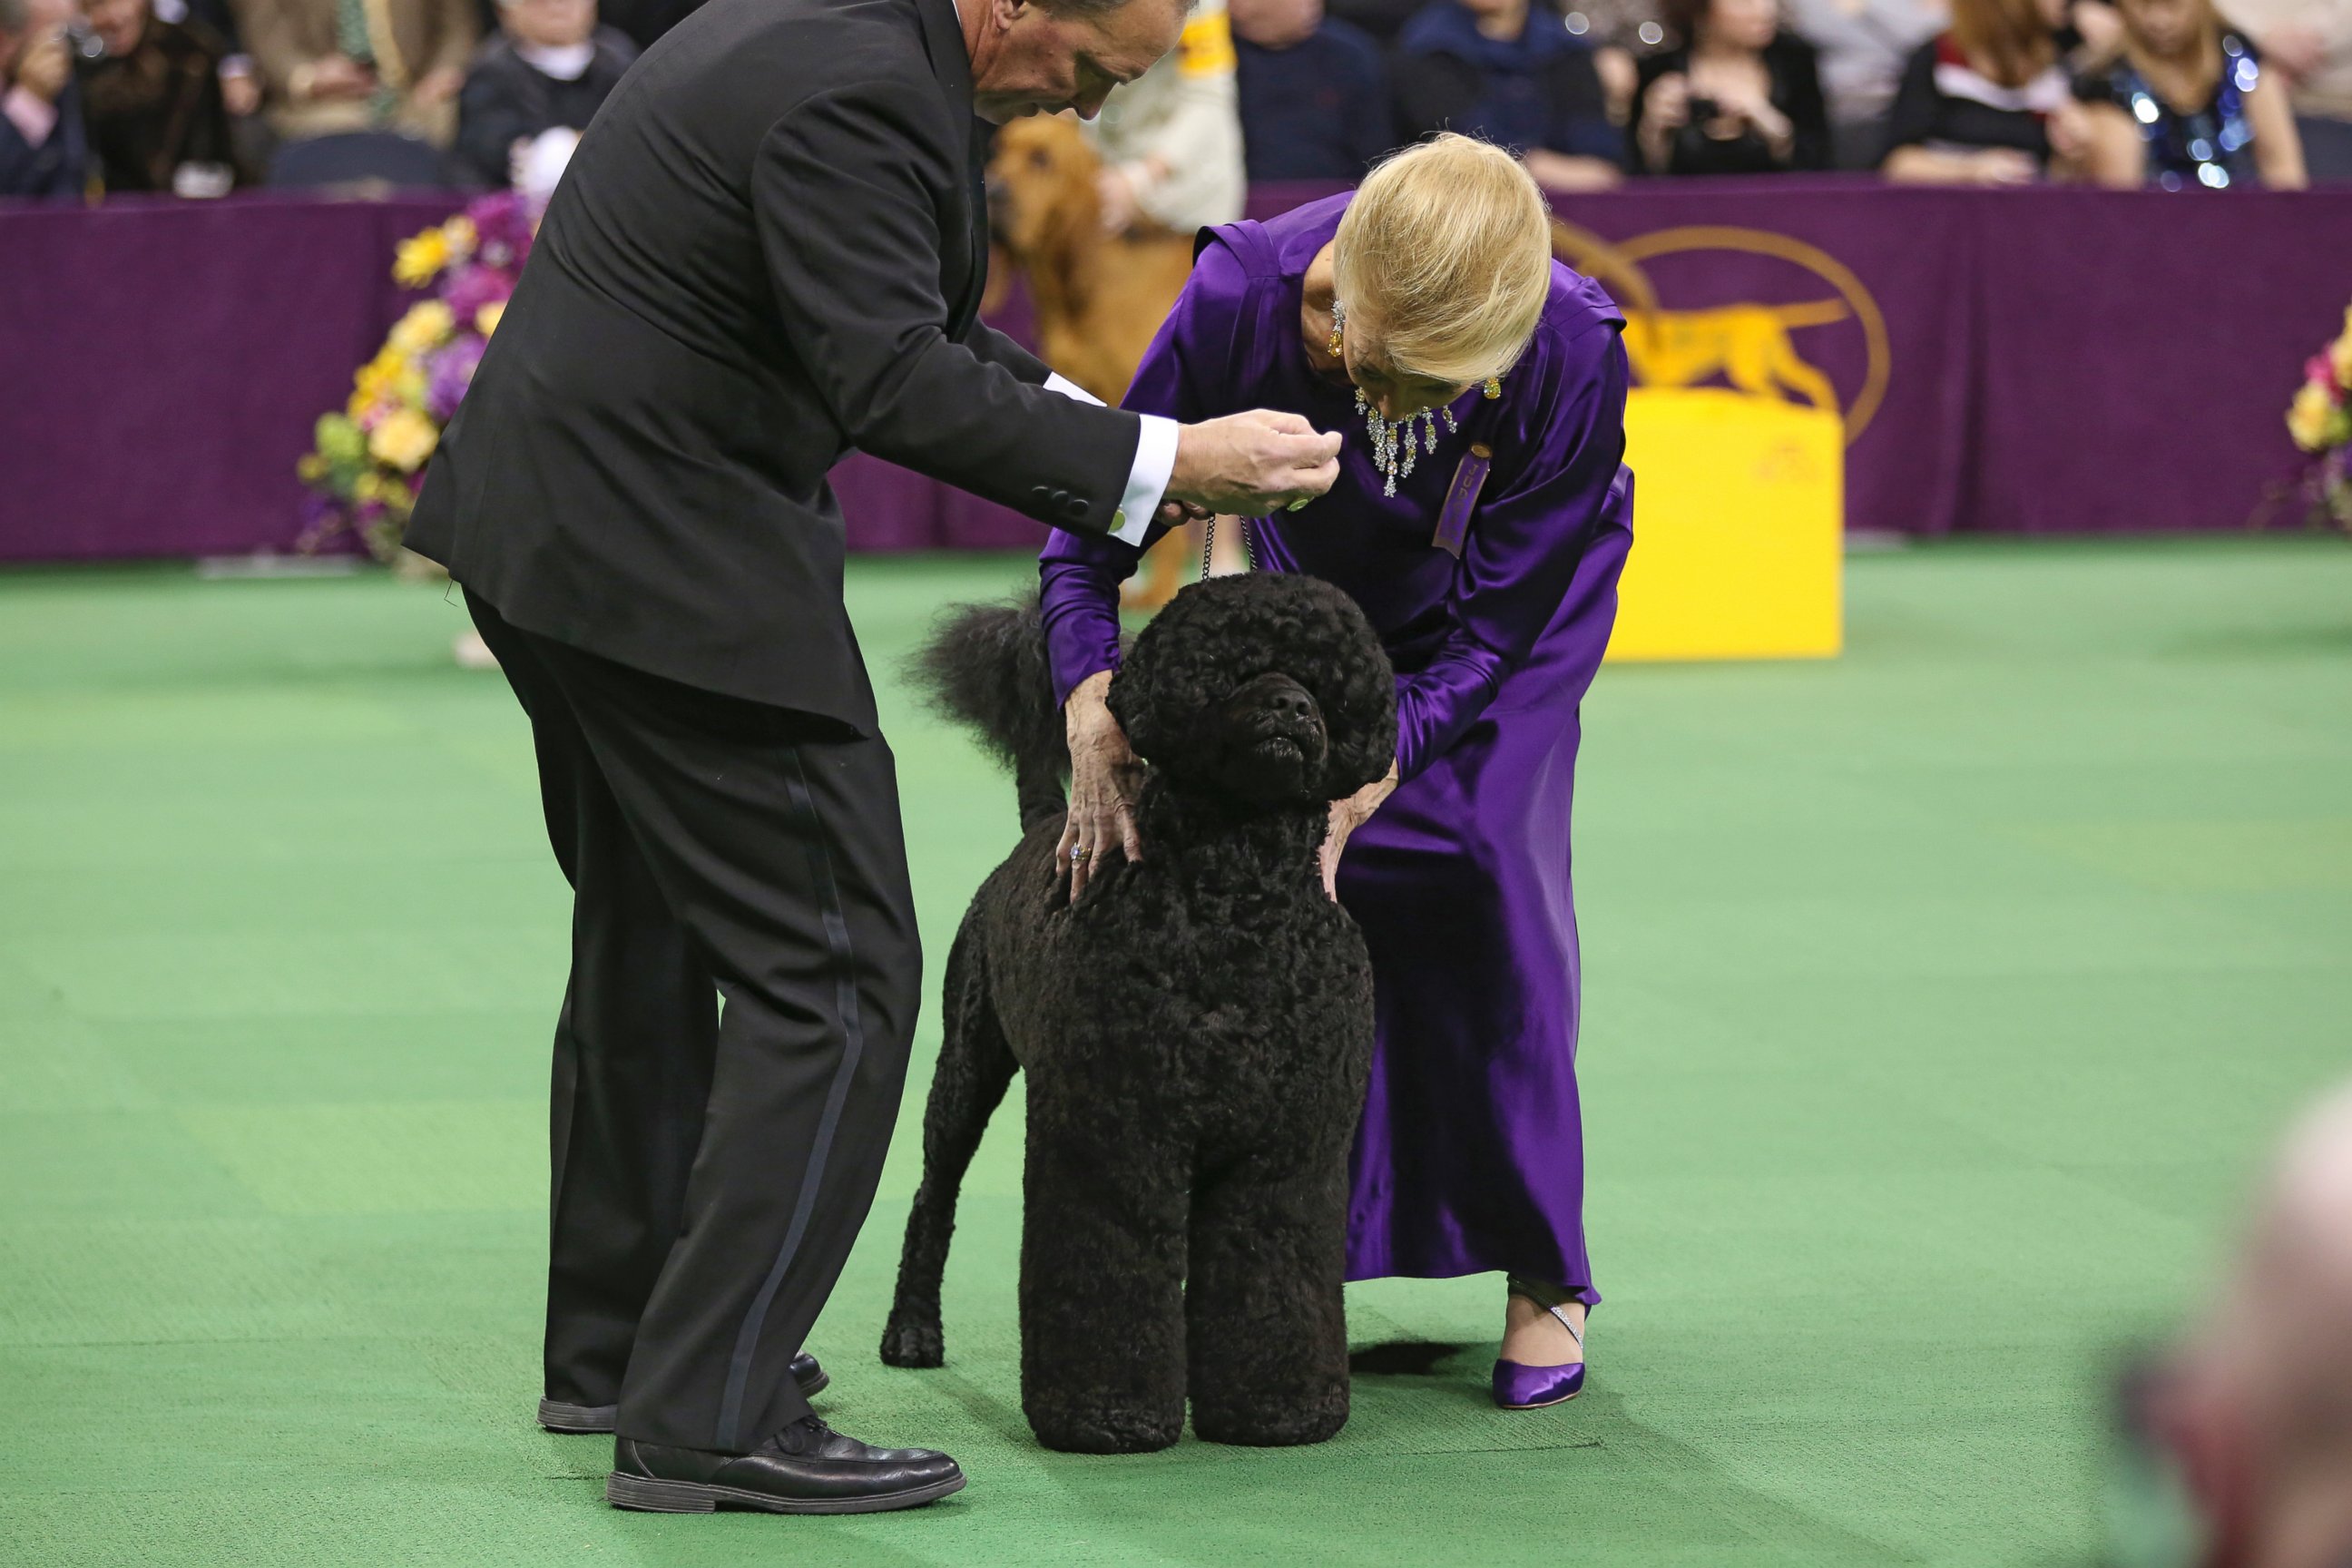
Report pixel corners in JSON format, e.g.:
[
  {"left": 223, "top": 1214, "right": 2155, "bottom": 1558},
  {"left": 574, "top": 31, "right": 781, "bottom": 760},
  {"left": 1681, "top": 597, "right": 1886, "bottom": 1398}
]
[
  {"left": 605, "top": 1416, "right": 965, "bottom": 1514},
  {"left": 538, "top": 1352, "right": 829, "bottom": 1434}
]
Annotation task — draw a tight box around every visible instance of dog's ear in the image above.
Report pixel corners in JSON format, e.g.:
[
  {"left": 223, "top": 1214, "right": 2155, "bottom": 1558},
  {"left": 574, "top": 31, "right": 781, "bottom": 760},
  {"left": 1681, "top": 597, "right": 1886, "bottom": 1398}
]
[
  {"left": 1290, "top": 582, "right": 1398, "bottom": 799},
  {"left": 1030, "top": 128, "right": 1102, "bottom": 272}
]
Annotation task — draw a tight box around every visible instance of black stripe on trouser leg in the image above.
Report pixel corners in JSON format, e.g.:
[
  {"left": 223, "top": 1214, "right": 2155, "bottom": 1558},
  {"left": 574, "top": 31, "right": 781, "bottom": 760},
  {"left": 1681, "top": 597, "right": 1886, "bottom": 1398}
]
[{"left": 713, "top": 749, "right": 867, "bottom": 1452}]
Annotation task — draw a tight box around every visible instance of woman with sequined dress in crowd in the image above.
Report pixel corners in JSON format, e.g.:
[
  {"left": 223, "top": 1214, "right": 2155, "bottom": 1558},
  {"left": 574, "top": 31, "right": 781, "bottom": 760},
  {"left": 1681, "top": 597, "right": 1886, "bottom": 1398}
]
[
  {"left": 2075, "top": 0, "right": 2306, "bottom": 186},
  {"left": 1040, "top": 133, "right": 1632, "bottom": 1413}
]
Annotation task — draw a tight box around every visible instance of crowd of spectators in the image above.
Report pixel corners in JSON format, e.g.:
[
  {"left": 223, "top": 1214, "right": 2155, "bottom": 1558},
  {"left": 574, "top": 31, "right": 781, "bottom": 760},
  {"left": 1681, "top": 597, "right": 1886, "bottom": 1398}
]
[
  {"left": 3, "top": 0, "right": 2344, "bottom": 201},
  {"left": 0, "top": 0, "right": 631, "bottom": 196}
]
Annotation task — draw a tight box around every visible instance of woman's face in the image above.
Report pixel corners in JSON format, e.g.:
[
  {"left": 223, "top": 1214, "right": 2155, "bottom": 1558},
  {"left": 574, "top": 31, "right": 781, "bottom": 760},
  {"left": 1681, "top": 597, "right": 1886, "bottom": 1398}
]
[
  {"left": 1702, "top": 0, "right": 1779, "bottom": 53},
  {"left": 2117, "top": 0, "right": 2200, "bottom": 57},
  {"left": 1344, "top": 333, "right": 1471, "bottom": 422}
]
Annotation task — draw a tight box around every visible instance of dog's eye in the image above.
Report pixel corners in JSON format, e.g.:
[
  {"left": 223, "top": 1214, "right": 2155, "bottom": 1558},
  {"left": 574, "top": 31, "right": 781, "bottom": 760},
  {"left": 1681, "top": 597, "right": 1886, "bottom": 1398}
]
[{"left": 1029, "top": 150, "right": 1052, "bottom": 171}]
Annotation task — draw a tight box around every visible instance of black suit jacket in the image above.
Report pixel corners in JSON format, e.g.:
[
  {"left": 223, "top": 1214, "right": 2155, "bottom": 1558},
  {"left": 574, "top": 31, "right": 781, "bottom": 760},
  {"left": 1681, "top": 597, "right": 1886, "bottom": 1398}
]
[{"left": 407, "top": 0, "right": 1144, "bottom": 731}]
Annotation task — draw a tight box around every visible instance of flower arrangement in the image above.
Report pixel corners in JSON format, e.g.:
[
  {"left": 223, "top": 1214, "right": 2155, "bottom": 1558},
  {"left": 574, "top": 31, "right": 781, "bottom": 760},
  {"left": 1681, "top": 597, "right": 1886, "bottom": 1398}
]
[
  {"left": 298, "top": 192, "right": 540, "bottom": 559},
  {"left": 2284, "top": 304, "right": 2352, "bottom": 533}
]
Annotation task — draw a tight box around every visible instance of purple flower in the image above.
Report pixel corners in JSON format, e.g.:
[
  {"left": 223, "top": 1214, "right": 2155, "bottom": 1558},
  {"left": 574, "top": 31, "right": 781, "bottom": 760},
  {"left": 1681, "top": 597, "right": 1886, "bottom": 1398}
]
[
  {"left": 441, "top": 263, "right": 514, "bottom": 325},
  {"left": 424, "top": 335, "right": 488, "bottom": 422},
  {"left": 466, "top": 191, "right": 539, "bottom": 273}
]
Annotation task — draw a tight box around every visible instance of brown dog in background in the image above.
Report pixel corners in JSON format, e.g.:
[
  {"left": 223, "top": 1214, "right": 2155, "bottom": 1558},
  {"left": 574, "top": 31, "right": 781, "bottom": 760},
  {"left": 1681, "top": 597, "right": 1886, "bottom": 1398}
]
[{"left": 987, "top": 116, "right": 1201, "bottom": 607}]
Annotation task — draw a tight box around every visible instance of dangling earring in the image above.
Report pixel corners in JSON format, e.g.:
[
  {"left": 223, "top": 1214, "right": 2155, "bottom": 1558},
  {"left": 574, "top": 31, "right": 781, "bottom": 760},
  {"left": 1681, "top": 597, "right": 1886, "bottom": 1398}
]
[
  {"left": 1483, "top": 376, "right": 1503, "bottom": 400},
  {"left": 1328, "top": 299, "right": 1346, "bottom": 361}
]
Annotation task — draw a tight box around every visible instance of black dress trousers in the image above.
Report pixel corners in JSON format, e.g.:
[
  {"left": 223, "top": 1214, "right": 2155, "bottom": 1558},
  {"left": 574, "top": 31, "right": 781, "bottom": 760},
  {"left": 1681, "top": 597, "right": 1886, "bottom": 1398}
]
[{"left": 466, "top": 592, "right": 922, "bottom": 1454}]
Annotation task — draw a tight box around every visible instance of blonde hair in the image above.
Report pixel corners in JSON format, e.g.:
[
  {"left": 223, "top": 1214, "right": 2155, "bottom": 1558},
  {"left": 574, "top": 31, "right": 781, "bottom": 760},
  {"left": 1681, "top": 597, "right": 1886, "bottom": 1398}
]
[{"left": 1330, "top": 135, "right": 1554, "bottom": 387}]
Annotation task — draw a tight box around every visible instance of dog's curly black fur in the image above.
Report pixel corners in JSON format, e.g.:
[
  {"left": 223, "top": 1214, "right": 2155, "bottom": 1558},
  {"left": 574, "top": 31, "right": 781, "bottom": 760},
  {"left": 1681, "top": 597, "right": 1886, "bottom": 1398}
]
[{"left": 880, "top": 572, "right": 1397, "bottom": 1453}]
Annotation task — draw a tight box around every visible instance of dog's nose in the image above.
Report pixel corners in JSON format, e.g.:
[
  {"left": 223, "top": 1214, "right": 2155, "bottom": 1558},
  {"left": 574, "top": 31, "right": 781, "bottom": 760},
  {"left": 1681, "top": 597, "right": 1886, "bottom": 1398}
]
[{"left": 1267, "top": 685, "right": 1317, "bottom": 724}]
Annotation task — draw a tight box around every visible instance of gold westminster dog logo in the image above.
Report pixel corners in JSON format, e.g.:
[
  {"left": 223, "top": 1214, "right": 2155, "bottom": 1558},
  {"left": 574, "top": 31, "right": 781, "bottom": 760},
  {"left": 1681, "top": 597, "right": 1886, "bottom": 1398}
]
[{"left": 1551, "top": 221, "right": 1891, "bottom": 446}]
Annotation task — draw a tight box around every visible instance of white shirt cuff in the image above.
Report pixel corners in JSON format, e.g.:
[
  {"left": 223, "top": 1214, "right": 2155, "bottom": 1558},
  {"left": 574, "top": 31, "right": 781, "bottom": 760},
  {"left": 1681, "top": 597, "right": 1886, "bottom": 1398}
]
[{"left": 1043, "top": 373, "right": 1173, "bottom": 548}]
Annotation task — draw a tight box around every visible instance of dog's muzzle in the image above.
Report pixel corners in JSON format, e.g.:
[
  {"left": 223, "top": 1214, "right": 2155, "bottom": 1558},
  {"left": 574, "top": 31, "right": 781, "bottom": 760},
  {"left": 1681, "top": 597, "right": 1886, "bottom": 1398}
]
[{"left": 1213, "top": 672, "right": 1329, "bottom": 802}]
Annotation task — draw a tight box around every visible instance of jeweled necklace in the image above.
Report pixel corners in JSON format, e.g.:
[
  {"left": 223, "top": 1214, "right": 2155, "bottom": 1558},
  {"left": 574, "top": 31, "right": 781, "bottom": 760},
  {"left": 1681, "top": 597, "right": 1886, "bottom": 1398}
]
[{"left": 1328, "top": 298, "right": 1497, "bottom": 499}]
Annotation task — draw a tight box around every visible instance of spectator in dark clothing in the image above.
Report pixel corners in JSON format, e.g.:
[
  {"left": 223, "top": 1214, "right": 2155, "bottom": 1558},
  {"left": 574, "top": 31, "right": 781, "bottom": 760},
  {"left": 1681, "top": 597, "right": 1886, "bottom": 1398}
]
[
  {"left": 1880, "top": 0, "right": 2099, "bottom": 183},
  {"left": 454, "top": 0, "right": 632, "bottom": 189},
  {"left": 78, "top": 0, "right": 239, "bottom": 193},
  {"left": 1230, "top": 0, "right": 1390, "bottom": 179},
  {"left": 0, "top": 0, "right": 87, "bottom": 199},
  {"left": 1393, "top": 0, "right": 1624, "bottom": 188},
  {"left": 1630, "top": 0, "right": 1830, "bottom": 172}
]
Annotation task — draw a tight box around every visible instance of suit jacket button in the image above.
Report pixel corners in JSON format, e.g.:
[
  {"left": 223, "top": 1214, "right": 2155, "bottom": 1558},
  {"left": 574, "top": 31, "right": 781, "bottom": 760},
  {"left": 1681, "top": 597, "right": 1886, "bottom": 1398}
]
[
  {"left": 1031, "top": 485, "right": 1052, "bottom": 502},
  {"left": 1063, "top": 498, "right": 1089, "bottom": 520}
]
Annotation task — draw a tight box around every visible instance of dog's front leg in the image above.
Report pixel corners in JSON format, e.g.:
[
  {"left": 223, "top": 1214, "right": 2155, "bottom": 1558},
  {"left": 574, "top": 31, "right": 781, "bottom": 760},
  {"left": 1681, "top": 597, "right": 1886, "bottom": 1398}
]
[
  {"left": 1185, "top": 1144, "right": 1353, "bottom": 1447},
  {"left": 1017, "top": 1110, "right": 1190, "bottom": 1455}
]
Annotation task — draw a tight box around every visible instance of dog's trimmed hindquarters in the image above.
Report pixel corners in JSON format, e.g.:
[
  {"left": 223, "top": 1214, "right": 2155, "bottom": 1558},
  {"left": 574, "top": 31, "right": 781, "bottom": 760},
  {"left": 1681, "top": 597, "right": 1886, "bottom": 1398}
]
[{"left": 881, "top": 575, "right": 1397, "bottom": 1452}]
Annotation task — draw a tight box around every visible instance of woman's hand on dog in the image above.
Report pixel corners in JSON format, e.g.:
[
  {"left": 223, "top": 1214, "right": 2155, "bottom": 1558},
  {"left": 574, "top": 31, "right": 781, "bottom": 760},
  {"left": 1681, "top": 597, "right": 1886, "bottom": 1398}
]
[
  {"left": 1320, "top": 763, "right": 1400, "bottom": 901},
  {"left": 1061, "top": 671, "right": 1146, "bottom": 900}
]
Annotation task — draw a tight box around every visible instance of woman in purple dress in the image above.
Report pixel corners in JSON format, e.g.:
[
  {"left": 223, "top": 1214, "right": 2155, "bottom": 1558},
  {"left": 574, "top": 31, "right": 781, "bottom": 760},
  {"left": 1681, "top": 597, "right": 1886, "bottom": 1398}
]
[{"left": 1038, "top": 134, "right": 1632, "bottom": 1410}]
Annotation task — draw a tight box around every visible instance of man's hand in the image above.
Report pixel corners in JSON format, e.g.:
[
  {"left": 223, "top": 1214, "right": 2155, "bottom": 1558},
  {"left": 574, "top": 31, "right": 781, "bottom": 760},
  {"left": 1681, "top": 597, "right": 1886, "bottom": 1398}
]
[
  {"left": 14, "top": 26, "right": 71, "bottom": 103},
  {"left": 1167, "top": 410, "right": 1341, "bottom": 517},
  {"left": 299, "top": 54, "right": 376, "bottom": 101}
]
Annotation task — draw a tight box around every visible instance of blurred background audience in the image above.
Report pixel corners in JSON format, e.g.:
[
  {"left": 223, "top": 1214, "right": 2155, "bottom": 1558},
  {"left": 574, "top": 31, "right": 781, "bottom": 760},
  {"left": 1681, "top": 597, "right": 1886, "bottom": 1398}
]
[
  {"left": 1230, "top": 0, "right": 1392, "bottom": 180},
  {"left": 76, "top": 0, "right": 236, "bottom": 191},
  {"left": 2075, "top": 0, "right": 2307, "bottom": 185},
  {"left": 1879, "top": 0, "right": 2102, "bottom": 181},
  {"left": 2229, "top": 0, "right": 2352, "bottom": 175},
  {"left": 1631, "top": 0, "right": 1832, "bottom": 172},
  {"left": 1392, "top": 0, "right": 1626, "bottom": 189},
  {"left": 451, "top": 0, "right": 628, "bottom": 190},
  {"left": 234, "top": 0, "right": 474, "bottom": 152},
  {"left": 3, "top": 0, "right": 2337, "bottom": 205},
  {"left": 1784, "top": 0, "right": 1944, "bottom": 165},
  {"left": 1086, "top": 0, "right": 1246, "bottom": 233},
  {"left": 2, "top": 0, "right": 86, "bottom": 196}
]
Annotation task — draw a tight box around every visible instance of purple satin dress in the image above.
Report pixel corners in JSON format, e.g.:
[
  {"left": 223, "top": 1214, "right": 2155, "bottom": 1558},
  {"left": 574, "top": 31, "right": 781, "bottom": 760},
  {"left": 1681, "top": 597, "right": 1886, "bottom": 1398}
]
[{"left": 1039, "top": 193, "right": 1632, "bottom": 1300}]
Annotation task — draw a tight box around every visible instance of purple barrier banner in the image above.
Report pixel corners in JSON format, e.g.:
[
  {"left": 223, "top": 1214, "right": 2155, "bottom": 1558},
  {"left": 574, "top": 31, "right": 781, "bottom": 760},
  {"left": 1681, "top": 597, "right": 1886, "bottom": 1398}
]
[{"left": 2, "top": 181, "right": 2346, "bottom": 562}]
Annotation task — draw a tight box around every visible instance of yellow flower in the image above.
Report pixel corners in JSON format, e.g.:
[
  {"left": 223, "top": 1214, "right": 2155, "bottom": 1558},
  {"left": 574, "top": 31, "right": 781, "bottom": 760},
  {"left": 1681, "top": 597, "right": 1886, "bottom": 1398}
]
[
  {"left": 443, "top": 215, "right": 476, "bottom": 260},
  {"left": 475, "top": 300, "right": 505, "bottom": 337},
  {"left": 368, "top": 407, "right": 441, "bottom": 473},
  {"left": 2288, "top": 379, "right": 2351, "bottom": 454},
  {"left": 393, "top": 228, "right": 453, "bottom": 288},
  {"left": 387, "top": 300, "right": 455, "bottom": 356}
]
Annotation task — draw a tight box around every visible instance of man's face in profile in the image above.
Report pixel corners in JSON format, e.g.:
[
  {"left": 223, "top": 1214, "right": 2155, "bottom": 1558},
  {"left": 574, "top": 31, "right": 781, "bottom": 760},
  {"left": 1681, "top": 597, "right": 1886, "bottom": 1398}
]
[{"left": 969, "top": 0, "right": 1184, "bottom": 124}]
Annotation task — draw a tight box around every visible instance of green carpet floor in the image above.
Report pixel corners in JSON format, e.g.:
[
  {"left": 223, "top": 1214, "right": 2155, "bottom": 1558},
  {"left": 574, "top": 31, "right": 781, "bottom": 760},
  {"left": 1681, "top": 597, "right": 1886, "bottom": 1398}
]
[{"left": 3, "top": 538, "right": 2349, "bottom": 1567}]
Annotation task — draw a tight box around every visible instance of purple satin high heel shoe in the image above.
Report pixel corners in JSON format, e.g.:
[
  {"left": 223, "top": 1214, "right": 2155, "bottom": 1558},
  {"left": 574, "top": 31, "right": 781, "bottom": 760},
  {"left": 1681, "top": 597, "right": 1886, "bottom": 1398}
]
[{"left": 1491, "top": 1279, "right": 1586, "bottom": 1411}]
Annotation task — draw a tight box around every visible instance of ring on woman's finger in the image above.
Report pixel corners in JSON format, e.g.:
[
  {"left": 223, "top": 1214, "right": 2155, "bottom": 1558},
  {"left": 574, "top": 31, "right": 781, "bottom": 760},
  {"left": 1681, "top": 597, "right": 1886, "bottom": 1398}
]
[{"left": 1071, "top": 848, "right": 1092, "bottom": 862}]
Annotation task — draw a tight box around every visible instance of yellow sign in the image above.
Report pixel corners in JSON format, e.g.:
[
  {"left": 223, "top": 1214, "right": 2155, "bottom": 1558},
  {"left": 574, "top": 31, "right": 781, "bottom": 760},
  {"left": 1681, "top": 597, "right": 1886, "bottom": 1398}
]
[
  {"left": 1554, "top": 222, "right": 1891, "bottom": 444},
  {"left": 1553, "top": 223, "right": 1868, "bottom": 662}
]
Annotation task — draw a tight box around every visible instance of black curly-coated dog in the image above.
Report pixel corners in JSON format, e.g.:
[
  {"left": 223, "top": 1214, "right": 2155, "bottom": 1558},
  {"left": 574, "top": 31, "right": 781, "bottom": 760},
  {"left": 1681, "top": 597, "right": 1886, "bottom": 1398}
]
[{"left": 878, "top": 571, "right": 1397, "bottom": 1454}]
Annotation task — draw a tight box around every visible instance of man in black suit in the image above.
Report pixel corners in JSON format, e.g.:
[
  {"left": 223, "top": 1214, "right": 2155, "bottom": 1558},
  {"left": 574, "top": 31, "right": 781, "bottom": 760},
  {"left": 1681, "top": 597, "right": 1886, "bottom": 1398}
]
[{"left": 405, "top": 0, "right": 1338, "bottom": 1521}]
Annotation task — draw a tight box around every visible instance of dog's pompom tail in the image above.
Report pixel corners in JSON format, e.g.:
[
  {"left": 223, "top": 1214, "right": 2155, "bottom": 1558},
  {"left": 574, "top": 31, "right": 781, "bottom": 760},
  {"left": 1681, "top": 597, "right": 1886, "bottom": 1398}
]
[{"left": 908, "top": 593, "right": 1069, "bottom": 830}]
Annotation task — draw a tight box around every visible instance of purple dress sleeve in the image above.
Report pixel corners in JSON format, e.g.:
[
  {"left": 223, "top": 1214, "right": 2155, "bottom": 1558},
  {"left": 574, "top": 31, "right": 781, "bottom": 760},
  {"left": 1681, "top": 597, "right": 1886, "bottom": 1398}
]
[
  {"left": 1037, "top": 242, "right": 1255, "bottom": 708},
  {"left": 1392, "top": 326, "right": 1628, "bottom": 779}
]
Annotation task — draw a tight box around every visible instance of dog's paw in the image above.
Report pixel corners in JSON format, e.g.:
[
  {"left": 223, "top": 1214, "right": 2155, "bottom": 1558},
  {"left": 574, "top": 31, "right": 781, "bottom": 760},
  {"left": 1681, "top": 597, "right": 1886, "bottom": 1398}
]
[
  {"left": 1026, "top": 1404, "right": 1184, "bottom": 1455},
  {"left": 879, "top": 1310, "right": 945, "bottom": 1369},
  {"left": 1191, "top": 1392, "right": 1350, "bottom": 1448}
]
